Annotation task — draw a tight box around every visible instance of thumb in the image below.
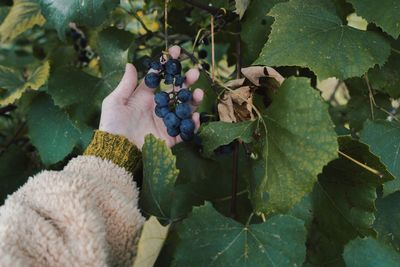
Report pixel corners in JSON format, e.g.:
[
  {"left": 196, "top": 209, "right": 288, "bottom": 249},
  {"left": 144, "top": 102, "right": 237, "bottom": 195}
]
[{"left": 111, "top": 63, "right": 138, "bottom": 101}]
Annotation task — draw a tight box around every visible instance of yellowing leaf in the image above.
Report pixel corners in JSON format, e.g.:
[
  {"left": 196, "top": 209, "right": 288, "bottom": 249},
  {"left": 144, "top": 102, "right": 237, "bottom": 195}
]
[
  {"left": 0, "top": 61, "right": 50, "bottom": 106},
  {"left": 0, "top": 0, "right": 45, "bottom": 42},
  {"left": 132, "top": 216, "right": 170, "bottom": 267},
  {"left": 235, "top": 0, "right": 250, "bottom": 19}
]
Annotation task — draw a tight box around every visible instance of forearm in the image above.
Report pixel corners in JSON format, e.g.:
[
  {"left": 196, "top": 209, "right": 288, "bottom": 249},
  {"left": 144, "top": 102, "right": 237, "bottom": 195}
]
[{"left": 0, "top": 131, "right": 145, "bottom": 267}]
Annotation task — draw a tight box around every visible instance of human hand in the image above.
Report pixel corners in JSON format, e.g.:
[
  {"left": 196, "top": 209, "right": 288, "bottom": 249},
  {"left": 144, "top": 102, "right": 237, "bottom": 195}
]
[{"left": 99, "top": 46, "right": 204, "bottom": 150}]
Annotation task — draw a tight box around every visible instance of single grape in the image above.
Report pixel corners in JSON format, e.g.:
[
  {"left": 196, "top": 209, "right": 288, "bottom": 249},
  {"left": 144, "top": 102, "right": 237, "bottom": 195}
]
[
  {"left": 200, "top": 112, "right": 210, "bottom": 123},
  {"left": 215, "top": 143, "right": 234, "bottom": 155},
  {"left": 180, "top": 131, "right": 194, "bottom": 141},
  {"left": 150, "top": 61, "right": 163, "bottom": 71},
  {"left": 143, "top": 58, "right": 152, "bottom": 68},
  {"left": 177, "top": 89, "right": 192, "bottom": 102},
  {"left": 154, "top": 92, "right": 170, "bottom": 107},
  {"left": 201, "top": 63, "right": 210, "bottom": 72},
  {"left": 198, "top": 49, "right": 207, "bottom": 59},
  {"left": 164, "top": 74, "right": 174, "bottom": 85},
  {"left": 155, "top": 105, "right": 170, "bottom": 118},
  {"left": 174, "top": 75, "right": 185, "bottom": 87},
  {"left": 70, "top": 30, "right": 81, "bottom": 41},
  {"left": 167, "top": 126, "right": 180, "bottom": 137},
  {"left": 180, "top": 119, "right": 195, "bottom": 134},
  {"left": 165, "top": 59, "right": 182, "bottom": 75},
  {"left": 163, "top": 112, "right": 181, "bottom": 129},
  {"left": 80, "top": 38, "right": 87, "bottom": 48},
  {"left": 175, "top": 103, "right": 192, "bottom": 119},
  {"left": 145, "top": 73, "right": 161, "bottom": 88}
]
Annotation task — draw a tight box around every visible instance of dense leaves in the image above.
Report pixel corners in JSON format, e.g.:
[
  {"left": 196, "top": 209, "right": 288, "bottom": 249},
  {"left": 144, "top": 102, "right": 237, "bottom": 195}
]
[
  {"left": 255, "top": 0, "right": 391, "bottom": 80},
  {"left": 174, "top": 202, "right": 306, "bottom": 267},
  {"left": 0, "top": 0, "right": 399, "bottom": 265}
]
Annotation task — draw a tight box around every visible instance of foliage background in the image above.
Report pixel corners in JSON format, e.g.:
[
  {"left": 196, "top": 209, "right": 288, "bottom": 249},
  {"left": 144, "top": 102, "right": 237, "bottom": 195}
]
[{"left": 0, "top": 0, "right": 399, "bottom": 266}]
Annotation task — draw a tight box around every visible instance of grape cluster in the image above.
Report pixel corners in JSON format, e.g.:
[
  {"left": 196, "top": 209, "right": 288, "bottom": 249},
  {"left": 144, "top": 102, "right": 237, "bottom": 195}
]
[
  {"left": 69, "top": 28, "right": 95, "bottom": 66},
  {"left": 144, "top": 57, "right": 196, "bottom": 141}
]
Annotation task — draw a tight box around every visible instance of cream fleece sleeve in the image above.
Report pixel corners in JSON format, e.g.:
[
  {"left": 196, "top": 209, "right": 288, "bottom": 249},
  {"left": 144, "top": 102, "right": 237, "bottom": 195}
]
[{"left": 0, "top": 155, "right": 145, "bottom": 267}]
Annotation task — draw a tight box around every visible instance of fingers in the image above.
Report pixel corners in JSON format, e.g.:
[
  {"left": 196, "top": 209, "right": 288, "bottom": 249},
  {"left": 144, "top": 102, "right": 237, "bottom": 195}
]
[
  {"left": 190, "top": 88, "right": 204, "bottom": 111},
  {"left": 168, "top": 45, "right": 181, "bottom": 59},
  {"left": 110, "top": 64, "right": 138, "bottom": 102},
  {"left": 181, "top": 68, "right": 200, "bottom": 89}
]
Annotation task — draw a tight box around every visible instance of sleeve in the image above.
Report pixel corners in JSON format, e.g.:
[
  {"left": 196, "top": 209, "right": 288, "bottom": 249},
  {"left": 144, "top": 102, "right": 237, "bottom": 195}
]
[{"left": 0, "top": 131, "right": 145, "bottom": 267}]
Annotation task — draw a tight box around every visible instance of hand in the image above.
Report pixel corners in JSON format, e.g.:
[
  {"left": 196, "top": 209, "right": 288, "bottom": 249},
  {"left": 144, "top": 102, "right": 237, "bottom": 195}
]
[{"left": 99, "top": 46, "right": 204, "bottom": 150}]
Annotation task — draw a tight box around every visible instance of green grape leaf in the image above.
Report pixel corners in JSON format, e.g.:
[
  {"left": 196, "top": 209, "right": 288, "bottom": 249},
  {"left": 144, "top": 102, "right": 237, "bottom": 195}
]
[
  {"left": 307, "top": 137, "right": 393, "bottom": 265},
  {"left": 374, "top": 192, "right": 400, "bottom": 251},
  {"left": 344, "top": 237, "right": 400, "bottom": 267},
  {"left": 0, "top": 61, "right": 50, "bottom": 106},
  {"left": 254, "top": 0, "right": 391, "bottom": 80},
  {"left": 251, "top": 77, "right": 337, "bottom": 214},
  {"left": 360, "top": 120, "right": 400, "bottom": 196},
  {"left": 240, "top": 0, "right": 285, "bottom": 66},
  {"left": 368, "top": 39, "right": 400, "bottom": 98},
  {"left": 27, "top": 94, "right": 81, "bottom": 165},
  {"left": 0, "top": 0, "right": 45, "bottom": 42},
  {"left": 235, "top": 0, "right": 250, "bottom": 19},
  {"left": 96, "top": 27, "right": 133, "bottom": 77},
  {"left": 199, "top": 121, "right": 256, "bottom": 156},
  {"left": 140, "top": 134, "right": 180, "bottom": 224},
  {"left": 174, "top": 202, "right": 306, "bottom": 267},
  {"left": 38, "top": 0, "right": 119, "bottom": 39},
  {"left": 347, "top": 0, "right": 400, "bottom": 39}
]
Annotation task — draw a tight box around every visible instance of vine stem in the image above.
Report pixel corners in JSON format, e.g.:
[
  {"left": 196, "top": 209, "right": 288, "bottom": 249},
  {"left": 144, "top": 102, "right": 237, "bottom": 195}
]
[
  {"left": 337, "top": 150, "right": 383, "bottom": 178},
  {"left": 164, "top": 0, "right": 169, "bottom": 51},
  {"left": 231, "top": 141, "right": 239, "bottom": 218}
]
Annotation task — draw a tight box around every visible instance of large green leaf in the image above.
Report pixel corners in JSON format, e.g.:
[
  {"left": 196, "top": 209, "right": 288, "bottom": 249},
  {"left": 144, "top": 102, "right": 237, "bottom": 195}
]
[
  {"left": 368, "top": 39, "right": 400, "bottom": 98},
  {"left": 96, "top": 27, "right": 133, "bottom": 77},
  {"left": 374, "top": 192, "right": 400, "bottom": 251},
  {"left": 140, "top": 134, "right": 180, "bottom": 224},
  {"left": 251, "top": 77, "right": 337, "bottom": 214},
  {"left": 199, "top": 121, "right": 256, "bottom": 156},
  {"left": 360, "top": 120, "right": 400, "bottom": 196},
  {"left": 0, "top": 0, "right": 45, "bottom": 42},
  {"left": 38, "top": 0, "right": 119, "bottom": 39},
  {"left": 347, "top": 0, "right": 400, "bottom": 39},
  {"left": 254, "top": 0, "right": 390, "bottom": 80},
  {"left": 307, "top": 137, "right": 393, "bottom": 266},
  {"left": 240, "top": 0, "right": 284, "bottom": 66},
  {"left": 344, "top": 237, "right": 400, "bottom": 267},
  {"left": 174, "top": 202, "right": 306, "bottom": 267},
  {"left": 27, "top": 94, "right": 81, "bottom": 165},
  {"left": 0, "top": 61, "right": 50, "bottom": 106}
]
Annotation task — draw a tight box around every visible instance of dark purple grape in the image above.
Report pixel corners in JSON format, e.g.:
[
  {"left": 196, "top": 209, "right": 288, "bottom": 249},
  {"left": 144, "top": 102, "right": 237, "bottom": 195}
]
[
  {"left": 150, "top": 61, "right": 163, "bottom": 71},
  {"left": 155, "top": 105, "right": 170, "bottom": 118},
  {"left": 175, "top": 103, "right": 191, "bottom": 119},
  {"left": 177, "top": 89, "right": 192, "bottom": 102},
  {"left": 164, "top": 74, "right": 174, "bottom": 85},
  {"left": 180, "top": 131, "right": 194, "bottom": 141},
  {"left": 145, "top": 73, "right": 161, "bottom": 88},
  {"left": 165, "top": 59, "right": 182, "bottom": 75},
  {"left": 80, "top": 38, "right": 87, "bottom": 48},
  {"left": 143, "top": 58, "right": 152, "bottom": 68},
  {"left": 198, "top": 50, "right": 207, "bottom": 59},
  {"left": 174, "top": 75, "right": 185, "bottom": 87},
  {"left": 163, "top": 112, "right": 181, "bottom": 129},
  {"left": 201, "top": 63, "right": 210, "bottom": 72},
  {"left": 200, "top": 112, "right": 210, "bottom": 123},
  {"left": 167, "top": 127, "right": 180, "bottom": 137},
  {"left": 180, "top": 119, "right": 195, "bottom": 134},
  {"left": 154, "top": 92, "right": 170, "bottom": 107}
]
